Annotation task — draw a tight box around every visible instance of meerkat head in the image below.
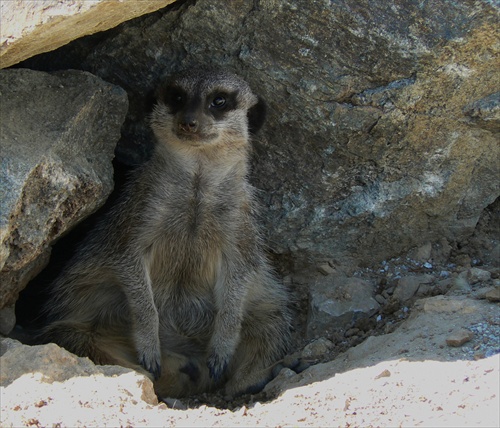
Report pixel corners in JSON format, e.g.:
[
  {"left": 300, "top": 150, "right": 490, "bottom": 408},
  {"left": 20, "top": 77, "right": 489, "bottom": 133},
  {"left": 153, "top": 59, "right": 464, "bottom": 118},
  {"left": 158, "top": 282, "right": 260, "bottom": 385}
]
[{"left": 151, "top": 69, "right": 266, "bottom": 149}]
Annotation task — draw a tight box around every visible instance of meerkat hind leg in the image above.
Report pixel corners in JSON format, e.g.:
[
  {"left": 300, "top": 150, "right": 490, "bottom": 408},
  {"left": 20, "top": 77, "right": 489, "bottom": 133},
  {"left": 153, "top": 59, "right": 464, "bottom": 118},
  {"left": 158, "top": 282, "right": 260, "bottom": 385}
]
[
  {"left": 223, "top": 313, "right": 289, "bottom": 398},
  {"left": 43, "top": 320, "right": 145, "bottom": 373},
  {"left": 223, "top": 333, "right": 277, "bottom": 398}
]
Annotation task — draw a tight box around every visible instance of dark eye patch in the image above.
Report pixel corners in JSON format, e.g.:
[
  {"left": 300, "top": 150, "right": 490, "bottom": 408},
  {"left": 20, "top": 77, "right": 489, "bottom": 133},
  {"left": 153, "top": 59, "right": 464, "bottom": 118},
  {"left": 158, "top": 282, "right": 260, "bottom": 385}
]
[
  {"left": 207, "top": 91, "right": 237, "bottom": 119},
  {"left": 163, "top": 85, "right": 187, "bottom": 113}
]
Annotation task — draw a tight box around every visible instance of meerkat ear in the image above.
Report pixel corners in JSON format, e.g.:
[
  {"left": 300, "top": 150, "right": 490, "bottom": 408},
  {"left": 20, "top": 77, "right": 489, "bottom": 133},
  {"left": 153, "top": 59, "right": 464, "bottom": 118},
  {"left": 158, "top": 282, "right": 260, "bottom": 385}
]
[{"left": 248, "top": 96, "right": 267, "bottom": 135}]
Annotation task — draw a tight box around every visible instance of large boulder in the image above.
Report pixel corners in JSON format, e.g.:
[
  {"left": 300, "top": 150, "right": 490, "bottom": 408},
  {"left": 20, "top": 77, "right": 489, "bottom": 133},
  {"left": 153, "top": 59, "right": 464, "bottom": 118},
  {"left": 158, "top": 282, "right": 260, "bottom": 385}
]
[
  {"left": 20, "top": 0, "right": 499, "bottom": 266},
  {"left": 0, "top": 69, "right": 128, "bottom": 310},
  {"left": 0, "top": 0, "right": 176, "bottom": 68}
]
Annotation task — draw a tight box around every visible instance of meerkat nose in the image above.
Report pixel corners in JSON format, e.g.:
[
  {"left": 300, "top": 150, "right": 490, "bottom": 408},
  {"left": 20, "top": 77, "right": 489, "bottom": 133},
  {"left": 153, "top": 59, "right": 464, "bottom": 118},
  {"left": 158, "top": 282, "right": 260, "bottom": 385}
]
[{"left": 179, "top": 116, "right": 198, "bottom": 133}]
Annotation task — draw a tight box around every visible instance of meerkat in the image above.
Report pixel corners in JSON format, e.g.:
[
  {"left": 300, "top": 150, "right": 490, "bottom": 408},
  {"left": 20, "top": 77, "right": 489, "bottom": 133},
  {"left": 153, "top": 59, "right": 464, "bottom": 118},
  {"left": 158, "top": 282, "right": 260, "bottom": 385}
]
[{"left": 42, "top": 68, "right": 291, "bottom": 398}]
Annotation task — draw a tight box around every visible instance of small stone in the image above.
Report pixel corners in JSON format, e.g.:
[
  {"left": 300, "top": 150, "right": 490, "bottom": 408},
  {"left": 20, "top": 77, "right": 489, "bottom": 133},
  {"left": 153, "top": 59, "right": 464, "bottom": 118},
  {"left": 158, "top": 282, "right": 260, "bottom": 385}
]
[
  {"left": 473, "top": 286, "right": 496, "bottom": 300},
  {"left": 345, "top": 328, "right": 359, "bottom": 337},
  {"left": 262, "top": 368, "right": 296, "bottom": 395},
  {"left": 446, "top": 329, "right": 474, "bottom": 347},
  {"left": 0, "top": 306, "right": 16, "bottom": 336},
  {"left": 375, "top": 369, "right": 391, "bottom": 379},
  {"left": 454, "top": 254, "right": 472, "bottom": 268},
  {"left": 416, "top": 283, "right": 431, "bottom": 297},
  {"left": 354, "top": 317, "right": 376, "bottom": 332},
  {"left": 272, "top": 363, "right": 286, "bottom": 378},
  {"left": 317, "top": 264, "right": 335, "bottom": 275},
  {"left": 375, "top": 294, "right": 386, "bottom": 304},
  {"left": 473, "top": 351, "right": 486, "bottom": 360},
  {"left": 394, "top": 275, "right": 434, "bottom": 302},
  {"left": 468, "top": 268, "right": 491, "bottom": 284},
  {"left": 485, "top": 287, "right": 500, "bottom": 302},
  {"left": 435, "top": 278, "right": 453, "bottom": 294},
  {"left": 409, "top": 242, "right": 432, "bottom": 263},
  {"left": 301, "top": 337, "right": 334, "bottom": 358}
]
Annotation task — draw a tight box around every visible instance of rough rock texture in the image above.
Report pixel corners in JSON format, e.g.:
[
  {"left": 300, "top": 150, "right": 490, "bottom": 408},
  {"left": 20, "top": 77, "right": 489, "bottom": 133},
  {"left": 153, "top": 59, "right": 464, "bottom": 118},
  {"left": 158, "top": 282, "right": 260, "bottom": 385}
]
[
  {"left": 393, "top": 274, "right": 434, "bottom": 303},
  {"left": 0, "top": 0, "right": 176, "bottom": 69},
  {"left": 19, "top": 0, "right": 500, "bottom": 266},
  {"left": 268, "top": 294, "right": 499, "bottom": 392},
  {"left": 307, "top": 274, "right": 379, "bottom": 338},
  {"left": 0, "top": 69, "right": 128, "bottom": 310}
]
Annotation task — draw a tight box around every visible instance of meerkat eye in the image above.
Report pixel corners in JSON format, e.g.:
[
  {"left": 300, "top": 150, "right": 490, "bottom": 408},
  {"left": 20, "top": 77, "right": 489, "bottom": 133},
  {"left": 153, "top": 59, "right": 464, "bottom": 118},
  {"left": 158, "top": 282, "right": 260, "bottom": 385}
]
[
  {"left": 210, "top": 96, "right": 226, "bottom": 109},
  {"left": 171, "top": 93, "right": 184, "bottom": 106}
]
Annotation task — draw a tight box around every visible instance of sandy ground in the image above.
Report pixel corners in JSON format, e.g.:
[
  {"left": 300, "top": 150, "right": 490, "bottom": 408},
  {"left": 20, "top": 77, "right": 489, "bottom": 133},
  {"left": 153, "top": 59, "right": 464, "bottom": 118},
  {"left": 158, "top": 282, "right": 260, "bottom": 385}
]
[{"left": 2, "top": 291, "right": 499, "bottom": 428}]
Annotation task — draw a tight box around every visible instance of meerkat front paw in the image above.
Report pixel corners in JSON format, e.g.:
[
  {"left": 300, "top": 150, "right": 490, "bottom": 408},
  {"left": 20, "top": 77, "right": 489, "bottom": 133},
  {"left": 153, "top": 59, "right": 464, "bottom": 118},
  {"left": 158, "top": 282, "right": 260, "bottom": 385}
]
[
  {"left": 139, "top": 352, "right": 162, "bottom": 380},
  {"left": 207, "top": 351, "right": 229, "bottom": 383},
  {"left": 136, "top": 335, "right": 162, "bottom": 379}
]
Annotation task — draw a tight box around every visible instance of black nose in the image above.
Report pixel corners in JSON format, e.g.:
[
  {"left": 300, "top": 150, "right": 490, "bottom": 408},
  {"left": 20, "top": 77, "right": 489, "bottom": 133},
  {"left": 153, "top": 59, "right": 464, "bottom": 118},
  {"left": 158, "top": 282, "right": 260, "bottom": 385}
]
[{"left": 178, "top": 116, "right": 198, "bottom": 133}]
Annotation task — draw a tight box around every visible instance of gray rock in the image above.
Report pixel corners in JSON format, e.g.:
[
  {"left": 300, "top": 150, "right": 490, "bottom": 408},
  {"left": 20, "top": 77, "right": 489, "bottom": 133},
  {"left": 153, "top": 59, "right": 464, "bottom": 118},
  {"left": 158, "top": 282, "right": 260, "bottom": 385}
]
[
  {"left": 307, "top": 275, "right": 379, "bottom": 338},
  {"left": 468, "top": 267, "right": 492, "bottom": 284},
  {"left": 20, "top": 0, "right": 499, "bottom": 267},
  {"left": 473, "top": 286, "right": 496, "bottom": 300},
  {"left": 0, "top": 305, "right": 16, "bottom": 336},
  {"left": 301, "top": 338, "right": 334, "bottom": 359},
  {"left": 408, "top": 242, "right": 432, "bottom": 263},
  {"left": 262, "top": 367, "right": 297, "bottom": 397},
  {"left": 394, "top": 275, "right": 434, "bottom": 303},
  {"left": 0, "top": 69, "right": 128, "bottom": 309},
  {"left": 485, "top": 287, "right": 500, "bottom": 302},
  {"left": 317, "top": 263, "right": 336, "bottom": 276}
]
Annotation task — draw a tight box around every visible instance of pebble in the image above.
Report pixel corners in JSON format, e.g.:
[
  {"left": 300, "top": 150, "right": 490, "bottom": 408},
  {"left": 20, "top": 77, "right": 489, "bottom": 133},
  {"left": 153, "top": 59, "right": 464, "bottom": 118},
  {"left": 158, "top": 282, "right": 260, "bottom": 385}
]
[
  {"left": 0, "top": 306, "right": 16, "bottom": 336},
  {"left": 468, "top": 267, "right": 491, "bottom": 284},
  {"left": 375, "top": 369, "right": 391, "bottom": 379},
  {"left": 317, "top": 264, "right": 336, "bottom": 276},
  {"left": 394, "top": 275, "right": 433, "bottom": 302},
  {"left": 161, "top": 397, "right": 188, "bottom": 410},
  {"left": 345, "top": 328, "right": 359, "bottom": 337},
  {"left": 446, "top": 329, "right": 474, "bottom": 347},
  {"left": 301, "top": 337, "right": 334, "bottom": 358},
  {"left": 485, "top": 287, "right": 500, "bottom": 302}
]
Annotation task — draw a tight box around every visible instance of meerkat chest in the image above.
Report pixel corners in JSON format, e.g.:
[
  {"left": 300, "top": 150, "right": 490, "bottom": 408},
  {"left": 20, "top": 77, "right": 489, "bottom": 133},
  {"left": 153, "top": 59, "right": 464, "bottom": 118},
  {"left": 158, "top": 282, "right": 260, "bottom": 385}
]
[
  {"left": 167, "top": 169, "right": 246, "bottom": 241},
  {"left": 143, "top": 167, "right": 247, "bottom": 290}
]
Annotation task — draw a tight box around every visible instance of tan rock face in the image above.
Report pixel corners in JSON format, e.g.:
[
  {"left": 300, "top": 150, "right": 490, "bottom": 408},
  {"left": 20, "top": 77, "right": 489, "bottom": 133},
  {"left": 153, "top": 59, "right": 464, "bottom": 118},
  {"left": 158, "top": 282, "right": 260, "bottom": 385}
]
[{"left": 0, "top": 0, "right": 176, "bottom": 69}]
